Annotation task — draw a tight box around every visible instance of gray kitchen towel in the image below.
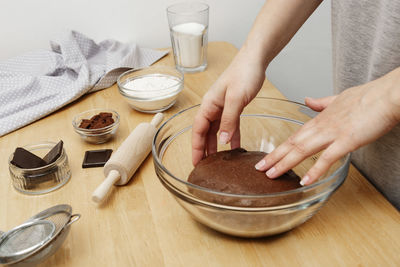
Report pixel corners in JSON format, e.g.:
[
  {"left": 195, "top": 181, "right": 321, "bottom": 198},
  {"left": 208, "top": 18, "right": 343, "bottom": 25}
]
[{"left": 0, "top": 30, "right": 168, "bottom": 136}]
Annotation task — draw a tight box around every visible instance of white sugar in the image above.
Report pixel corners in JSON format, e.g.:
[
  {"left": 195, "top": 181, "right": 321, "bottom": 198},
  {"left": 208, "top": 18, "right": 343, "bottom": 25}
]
[
  {"left": 172, "top": 22, "right": 205, "bottom": 35},
  {"left": 171, "top": 22, "right": 206, "bottom": 68}
]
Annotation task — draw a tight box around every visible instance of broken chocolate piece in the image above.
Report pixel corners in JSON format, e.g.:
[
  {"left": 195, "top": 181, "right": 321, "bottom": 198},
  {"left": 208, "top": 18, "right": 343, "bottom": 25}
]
[
  {"left": 79, "top": 119, "right": 92, "bottom": 129},
  {"left": 43, "top": 140, "right": 64, "bottom": 164},
  {"left": 11, "top": 147, "right": 47, "bottom": 169},
  {"left": 82, "top": 149, "right": 113, "bottom": 168},
  {"left": 78, "top": 112, "right": 115, "bottom": 130},
  {"left": 90, "top": 114, "right": 101, "bottom": 122},
  {"left": 99, "top": 112, "right": 112, "bottom": 118}
]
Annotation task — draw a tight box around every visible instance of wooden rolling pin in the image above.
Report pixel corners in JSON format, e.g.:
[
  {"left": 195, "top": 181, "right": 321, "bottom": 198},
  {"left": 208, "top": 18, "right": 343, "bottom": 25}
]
[{"left": 92, "top": 113, "right": 164, "bottom": 203}]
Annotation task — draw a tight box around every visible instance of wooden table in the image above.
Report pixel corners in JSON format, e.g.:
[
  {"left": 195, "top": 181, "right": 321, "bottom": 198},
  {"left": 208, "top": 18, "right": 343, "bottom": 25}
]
[{"left": 1, "top": 42, "right": 399, "bottom": 267}]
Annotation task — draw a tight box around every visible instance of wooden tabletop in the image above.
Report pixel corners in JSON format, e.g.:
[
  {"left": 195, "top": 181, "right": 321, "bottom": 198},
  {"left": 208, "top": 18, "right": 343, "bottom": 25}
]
[{"left": 0, "top": 42, "right": 399, "bottom": 267}]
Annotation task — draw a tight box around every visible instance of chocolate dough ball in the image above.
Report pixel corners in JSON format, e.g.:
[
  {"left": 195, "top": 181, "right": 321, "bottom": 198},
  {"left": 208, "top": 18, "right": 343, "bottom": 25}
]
[{"left": 188, "top": 148, "right": 302, "bottom": 207}]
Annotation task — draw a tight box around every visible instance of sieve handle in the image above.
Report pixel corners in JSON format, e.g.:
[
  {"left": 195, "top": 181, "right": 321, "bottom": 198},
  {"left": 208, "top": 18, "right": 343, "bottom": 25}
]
[{"left": 66, "top": 214, "right": 81, "bottom": 227}]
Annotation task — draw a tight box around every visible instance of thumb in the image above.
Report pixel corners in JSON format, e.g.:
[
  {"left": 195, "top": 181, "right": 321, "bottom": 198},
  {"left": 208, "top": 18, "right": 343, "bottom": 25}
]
[
  {"left": 218, "top": 92, "right": 245, "bottom": 144},
  {"left": 305, "top": 95, "right": 337, "bottom": 112}
]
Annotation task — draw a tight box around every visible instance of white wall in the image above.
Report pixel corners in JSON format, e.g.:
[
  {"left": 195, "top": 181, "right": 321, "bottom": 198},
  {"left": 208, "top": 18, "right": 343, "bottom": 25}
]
[
  {"left": 266, "top": 0, "right": 333, "bottom": 102},
  {"left": 0, "top": 0, "right": 332, "bottom": 102}
]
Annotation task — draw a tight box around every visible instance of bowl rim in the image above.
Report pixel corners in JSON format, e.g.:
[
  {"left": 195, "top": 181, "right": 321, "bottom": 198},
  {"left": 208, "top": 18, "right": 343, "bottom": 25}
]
[
  {"left": 71, "top": 108, "right": 120, "bottom": 133},
  {"left": 152, "top": 97, "right": 351, "bottom": 199},
  {"left": 166, "top": 2, "right": 209, "bottom": 15}
]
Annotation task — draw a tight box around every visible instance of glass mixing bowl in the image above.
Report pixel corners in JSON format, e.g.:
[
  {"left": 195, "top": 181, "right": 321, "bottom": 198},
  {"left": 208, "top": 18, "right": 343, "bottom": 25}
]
[{"left": 152, "top": 97, "right": 350, "bottom": 237}]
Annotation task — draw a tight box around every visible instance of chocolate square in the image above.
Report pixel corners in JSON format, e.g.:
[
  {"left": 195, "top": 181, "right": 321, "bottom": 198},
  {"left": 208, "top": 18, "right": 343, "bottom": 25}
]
[
  {"left": 82, "top": 149, "right": 113, "bottom": 168},
  {"left": 11, "top": 147, "right": 47, "bottom": 169},
  {"left": 43, "top": 140, "right": 64, "bottom": 164}
]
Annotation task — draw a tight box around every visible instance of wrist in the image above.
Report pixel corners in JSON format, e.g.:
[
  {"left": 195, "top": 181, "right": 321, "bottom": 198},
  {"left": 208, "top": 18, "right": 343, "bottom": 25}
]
[
  {"left": 238, "top": 41, "right": 270, "bottom": 70},
  {"left": 390, "top": 67, "right": 400, "bottom": 103},
  {"left": 383, "top": 67, "right": 400, "bottom": 122}
]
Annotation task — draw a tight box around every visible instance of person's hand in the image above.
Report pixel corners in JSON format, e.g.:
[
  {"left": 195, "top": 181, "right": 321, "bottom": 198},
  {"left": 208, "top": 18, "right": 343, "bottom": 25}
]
[
  {"left": 255, "top": 71, "right": 400, "bottom": 185},
  {"left": 192, "top": 48, "right": 267, "bottom": 165},
  {"left": 190, "top": 0, "right": 323, "bottom": 166}
]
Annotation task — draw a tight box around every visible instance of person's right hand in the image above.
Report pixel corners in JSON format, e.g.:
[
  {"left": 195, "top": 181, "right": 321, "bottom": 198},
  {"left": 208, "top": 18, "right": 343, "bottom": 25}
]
[{"left": 192, "top": 48, "right": 267, "bottom": 165}]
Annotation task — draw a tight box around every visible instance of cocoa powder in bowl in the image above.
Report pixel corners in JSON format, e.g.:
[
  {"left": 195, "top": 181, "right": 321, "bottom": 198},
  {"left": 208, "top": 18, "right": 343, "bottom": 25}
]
[
  {"left": 79, "top": 112, "right": 114, "bottom": 130},
  {"left": 72, "top": 109, "right": 120, "bottom": 144}
]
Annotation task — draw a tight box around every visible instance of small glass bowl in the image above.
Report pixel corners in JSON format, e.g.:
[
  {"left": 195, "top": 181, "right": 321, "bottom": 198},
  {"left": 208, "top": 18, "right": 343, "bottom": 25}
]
[
  {"left": 117, "top": 66, "right": 184, "bottom": 113},
  {"left": 8, "top": 142, "right": 71, "bottom": 195},
  {"left": 72, "top": 109, "right": 120, "bottom": 144}
]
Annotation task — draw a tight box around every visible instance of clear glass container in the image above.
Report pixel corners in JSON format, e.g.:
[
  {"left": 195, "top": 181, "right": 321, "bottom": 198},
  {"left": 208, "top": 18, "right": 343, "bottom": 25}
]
[
  {"left": 152, "top": 97, "right": 351, "bottom": 237},
  {"left": 72, "top": 109, "right": 120, "bottom": 144},
  {"left": 8, "top": 142, "right": 71, "bottom": 195},
  {"left": 167, "top": 2, "right": 209, "bottom": 73}
]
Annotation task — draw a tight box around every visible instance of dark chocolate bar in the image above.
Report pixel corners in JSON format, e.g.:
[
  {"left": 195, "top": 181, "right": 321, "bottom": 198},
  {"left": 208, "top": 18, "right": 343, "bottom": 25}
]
[
  {"left": 11, "top": 148, "right": 47, "bottom": 169},
  {"left": 43, "top": 140, "right": 64, "bottom": 164},
  {"left": 82, "top": 149, "right": 113, "bottom": 168}
]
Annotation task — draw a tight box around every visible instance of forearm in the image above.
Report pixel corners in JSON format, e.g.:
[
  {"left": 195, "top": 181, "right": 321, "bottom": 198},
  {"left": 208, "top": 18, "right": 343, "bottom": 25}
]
[{"left": 241, "top": 0, "right": 323, "bottom": 68}]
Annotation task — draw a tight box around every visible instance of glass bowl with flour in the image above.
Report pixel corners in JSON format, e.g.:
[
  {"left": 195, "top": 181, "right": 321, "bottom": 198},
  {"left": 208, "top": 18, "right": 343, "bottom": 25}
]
[{"left": 117, "top": 67, "right": 184, "bottom": 113}]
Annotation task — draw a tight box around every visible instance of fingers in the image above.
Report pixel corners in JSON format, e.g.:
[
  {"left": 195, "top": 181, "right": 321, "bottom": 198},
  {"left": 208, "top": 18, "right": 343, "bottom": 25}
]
[
  {"left": 252, "top": 115, "right": 339, "bottom": 185},
  {"left": 254, "top": 129, "right": 348, "bottom": 186},
  {"left": 255, "top": 121, "right": 318, "bottom": 171},
  {"left": 256, "top": 130, "right": 332, "bottom": 178},
  {"left": 219, "top": 91, "right": 245, "bottom": 144},
  {"left": 305, "top": 95, "right": 337, "bottom": 112},
  {"left": 192, "top": 112, "right": 210, "bottom": 166},
  {"left": 192, "top": 91, "right": 225, "bottom": 165},
  {"left": 230, "top": 121, "right": 241, "bottom": 149},
  {"left": 206, "top": 120, "right": 220, "bottom": 156},
  {"left": 301, "top": 140, "right": 348, "bottom": 185}
]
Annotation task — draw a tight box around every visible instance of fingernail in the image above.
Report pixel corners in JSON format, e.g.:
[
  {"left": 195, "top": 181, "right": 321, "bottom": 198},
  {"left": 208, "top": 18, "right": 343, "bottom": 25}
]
[
  {"left": 255, "top": 159, "right": 266, "bottom": 170},
  {"left": 300, "top": 175, "right": 310, "bottom": 186},
  {"left": 266, "top": 167, "right": 276, "bottom": 178},
  {"left": 219, "top": 132, "right": 229, "bottom": 144}
]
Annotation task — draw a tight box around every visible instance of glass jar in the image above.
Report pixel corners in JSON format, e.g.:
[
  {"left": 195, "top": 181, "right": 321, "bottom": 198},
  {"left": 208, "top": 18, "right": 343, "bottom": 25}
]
[{"left": 8, "top": 142, "right": 71, "bottom": 195}]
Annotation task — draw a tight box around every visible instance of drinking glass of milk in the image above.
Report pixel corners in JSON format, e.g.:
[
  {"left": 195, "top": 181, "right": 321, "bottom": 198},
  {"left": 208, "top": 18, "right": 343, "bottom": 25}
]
[{"left": 167, "top": 2, "right": 209, "bottom": 73}]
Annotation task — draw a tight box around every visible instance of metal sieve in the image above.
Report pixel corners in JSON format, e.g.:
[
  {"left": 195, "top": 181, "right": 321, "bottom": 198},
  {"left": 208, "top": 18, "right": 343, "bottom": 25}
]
[
  {"left": 0, "top": 204, "right": 80, "bottom": 266},
  {"left": 0, "top": 220, "right": 55, "bottom": 263}
]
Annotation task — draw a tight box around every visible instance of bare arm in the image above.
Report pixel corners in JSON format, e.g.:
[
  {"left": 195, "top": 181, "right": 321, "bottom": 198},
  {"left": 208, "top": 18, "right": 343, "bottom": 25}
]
[
  {"left": 192, "top": 0, "right": 323, "bottom": 165},
  {"left": 243, "top": 0, "right": 323, "bottom": 67}
]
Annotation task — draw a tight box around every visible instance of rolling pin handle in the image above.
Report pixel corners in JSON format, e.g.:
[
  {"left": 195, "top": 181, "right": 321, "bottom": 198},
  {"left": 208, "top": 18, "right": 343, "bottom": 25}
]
[
  {"left": 150, "top": 113, "right": 164, "bottom": 127},
  {"left": 92, "top": 170, "right": 121, "bottom": 203}
]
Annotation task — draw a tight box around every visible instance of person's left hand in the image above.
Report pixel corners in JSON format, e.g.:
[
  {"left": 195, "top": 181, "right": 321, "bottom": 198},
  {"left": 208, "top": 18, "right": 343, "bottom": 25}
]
[{"left": 254, "top": 70, "right": 400, "bottom": 185}]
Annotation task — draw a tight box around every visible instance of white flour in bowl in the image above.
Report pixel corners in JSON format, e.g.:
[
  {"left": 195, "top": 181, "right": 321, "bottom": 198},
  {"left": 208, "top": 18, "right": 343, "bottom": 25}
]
[{"left": 120, "top": 75, "right": 183, "bottom": 112}]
